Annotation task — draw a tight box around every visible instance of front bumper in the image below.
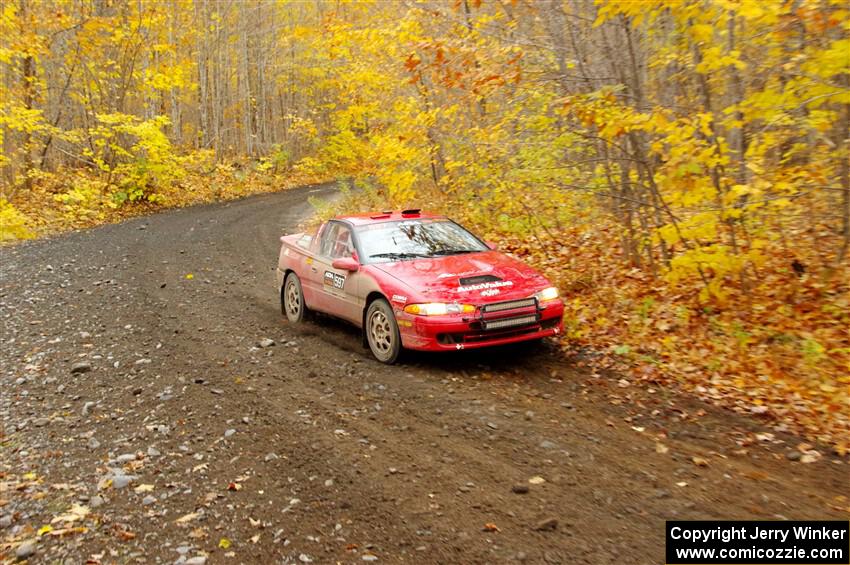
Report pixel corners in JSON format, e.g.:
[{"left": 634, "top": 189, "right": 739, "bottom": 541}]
[{"left": 397, "top": 299, "right": 564, "bottom": 351}]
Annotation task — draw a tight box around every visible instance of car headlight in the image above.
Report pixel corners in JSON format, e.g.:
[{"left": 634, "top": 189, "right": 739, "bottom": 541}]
[
  {"left": 535, "top": 286, "right": 560, "bottom": 302},
  {"left": 403, "top": 303, "right": 476, "bottom": 316}
]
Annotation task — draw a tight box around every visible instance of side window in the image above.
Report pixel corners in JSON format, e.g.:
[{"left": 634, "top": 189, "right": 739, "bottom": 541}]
[
  {"left": 304, "top": 224, "right": 323, "bottom": 251},
  {"left": 319, "top": 223, "right": 339, "bottom": 257},
  {"left": 329, "top": 225, "right": 353, "bottom": 259}
]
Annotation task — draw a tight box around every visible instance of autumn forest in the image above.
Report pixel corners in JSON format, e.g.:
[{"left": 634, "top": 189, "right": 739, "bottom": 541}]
[{"left": 1, "top": 1, "right": 848, "bottom": 451}]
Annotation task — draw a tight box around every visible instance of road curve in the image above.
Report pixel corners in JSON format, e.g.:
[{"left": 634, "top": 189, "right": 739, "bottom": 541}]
[{"left": 1, "top": 184, "right": 845, "bottom": 564}]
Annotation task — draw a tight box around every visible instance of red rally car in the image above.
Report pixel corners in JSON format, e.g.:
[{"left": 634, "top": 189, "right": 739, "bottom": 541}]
[{"left": 276, "top": 209, "right": 564, "bottom": 363}]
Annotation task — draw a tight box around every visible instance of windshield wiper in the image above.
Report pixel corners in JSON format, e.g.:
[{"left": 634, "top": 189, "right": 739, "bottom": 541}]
[
  {"left": 430, "top": 249, "right": 481, "bottom": 256},
  {"left": 369, "top": 252, "right": 430, "bottom": 259}
]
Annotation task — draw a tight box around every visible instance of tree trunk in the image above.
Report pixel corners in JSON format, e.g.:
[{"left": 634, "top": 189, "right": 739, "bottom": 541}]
[{"left": 19, "top": 0, "right": 35, "bottom": 191}]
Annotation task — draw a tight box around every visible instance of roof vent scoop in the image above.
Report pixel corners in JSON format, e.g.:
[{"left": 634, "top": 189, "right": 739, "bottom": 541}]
[
  {"left": 401, "top": 208, "right": 421, "bottom": 217},
  {"left": 459, "top": 274, "right": 501, "bottom": 285}
]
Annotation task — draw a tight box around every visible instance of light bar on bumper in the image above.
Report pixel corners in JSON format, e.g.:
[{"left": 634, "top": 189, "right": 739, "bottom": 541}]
[
  {"left": 481, "top": 314, "right": 539, "bottom": 330},
  {"left": 481, "top": 298, "right": 537, "bottom": 313}
]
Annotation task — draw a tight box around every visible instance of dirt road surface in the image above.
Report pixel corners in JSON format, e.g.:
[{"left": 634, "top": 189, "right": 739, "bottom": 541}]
[{"left": 1, "top": 184, "right": 846, "bottom": 564}]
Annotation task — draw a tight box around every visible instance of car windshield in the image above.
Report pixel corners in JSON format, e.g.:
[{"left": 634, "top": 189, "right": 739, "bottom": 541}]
[{"left": 356, "top": 219, "right": 488, "bottom": 263}]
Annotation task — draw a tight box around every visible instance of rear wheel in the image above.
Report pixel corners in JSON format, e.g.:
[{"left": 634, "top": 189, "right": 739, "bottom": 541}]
[
  {"left": 282, "top": 273, "right": 307, "bottom": 323},
  {"left": 366, "top": 299, "right": 401, "bottom": 364}
]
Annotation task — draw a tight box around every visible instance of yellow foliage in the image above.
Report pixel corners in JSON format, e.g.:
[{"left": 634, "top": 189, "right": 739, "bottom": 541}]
[{"left": 0, "top": 199, "right": 34, "bottom": 241}]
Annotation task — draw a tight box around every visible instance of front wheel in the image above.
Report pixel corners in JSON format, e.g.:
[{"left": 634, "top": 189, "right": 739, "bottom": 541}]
[
  {"left": 282, "top": 273, "right": 308, "bottom": 323},
  {"left": 365, "top": 299, "right": 402, "bottom": 364}
]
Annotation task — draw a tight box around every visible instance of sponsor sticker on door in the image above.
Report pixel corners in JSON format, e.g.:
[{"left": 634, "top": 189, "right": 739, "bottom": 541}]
[{"left": 324, "top": 271, "right": 346, "bottom": 289}]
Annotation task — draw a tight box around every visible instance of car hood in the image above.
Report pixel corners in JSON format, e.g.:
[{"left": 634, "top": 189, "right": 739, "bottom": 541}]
[{"left": 370, "top": 251, "right": 551, "bottom": 302}]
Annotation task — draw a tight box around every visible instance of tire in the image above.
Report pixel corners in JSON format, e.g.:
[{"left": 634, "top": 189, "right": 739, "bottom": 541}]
[
  {"left": 365, "top": 298, "right": 402, "bottom": 364},
  {"left": 282, "top": 273, "right": 308, "bottom": 323}
]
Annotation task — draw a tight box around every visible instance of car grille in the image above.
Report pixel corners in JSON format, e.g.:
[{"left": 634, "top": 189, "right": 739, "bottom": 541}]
[{"left": 481, "top": 314, "right": 539, "bottom": 331}]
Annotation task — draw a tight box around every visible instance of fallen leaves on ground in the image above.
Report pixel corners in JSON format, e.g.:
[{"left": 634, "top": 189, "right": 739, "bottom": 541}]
[
  {"left": 692, "top": 457, "right": 709, "bottom": 467},
  {"left": 498, "top": 230, "right": 849, "bottom": 454},
  {"left": 4, "top": 166, "right": 330, "bottom": 245},
  {"left": 175, "top": 512, "right": 199, "bottom": 524},
  {"left": 51, "top": 504, "right": 90, "bottom": 524}
]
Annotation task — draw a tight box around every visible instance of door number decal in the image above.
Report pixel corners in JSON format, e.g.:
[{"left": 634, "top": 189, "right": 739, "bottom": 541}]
[{"left": 324, "top": 271, "right": 346, "bottom": 289}]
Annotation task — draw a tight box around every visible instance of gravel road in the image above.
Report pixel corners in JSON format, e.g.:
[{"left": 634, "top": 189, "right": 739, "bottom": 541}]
[{"left": 1, "top": 184, "right": 846, "bottom": 564}]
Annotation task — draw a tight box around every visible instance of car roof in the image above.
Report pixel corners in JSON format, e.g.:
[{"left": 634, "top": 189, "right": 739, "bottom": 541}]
[{"left": 335, "top": 209, "right": 446, "bottom": 226}]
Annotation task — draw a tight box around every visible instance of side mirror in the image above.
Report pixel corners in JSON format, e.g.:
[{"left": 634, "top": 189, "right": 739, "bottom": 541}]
[
  {"left": 332, "top": 257, "right": 360, "bottom": 272},
  {"left": 485, "top": 240, "right": 498, "bottom": 250}
]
